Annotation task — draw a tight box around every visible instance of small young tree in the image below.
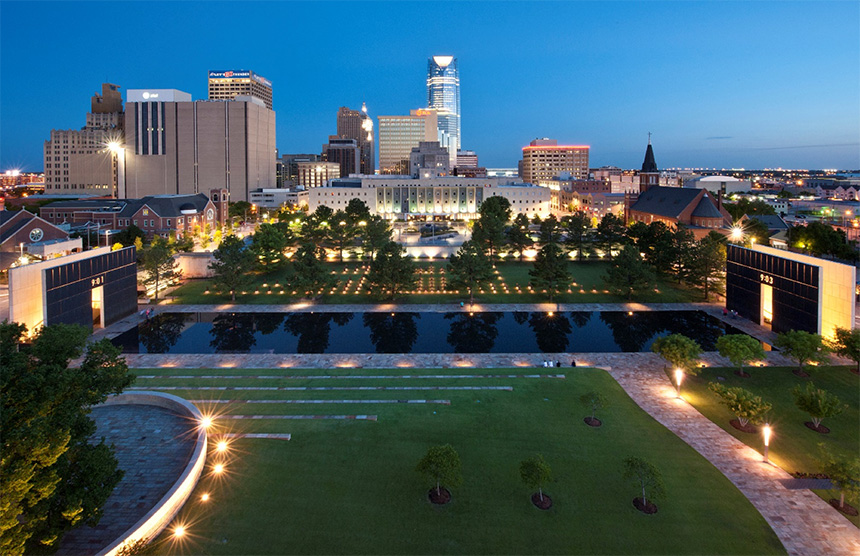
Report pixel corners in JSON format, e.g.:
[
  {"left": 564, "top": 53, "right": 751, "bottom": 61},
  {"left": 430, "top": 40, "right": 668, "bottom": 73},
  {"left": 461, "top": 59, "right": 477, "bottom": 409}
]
[
  {"left": 528, "top": 243, "right": 571, "bottom": 302},
  {"left": 447, "top": 240, "right": 494, "bottom": 305},
  {"left": 817, "top": 443, "right": 860, "bottom": 511},
  {"left": 139, "top": 237, "right": 181, "bottom": 302},
  {"left": 775, "top": 330, "right": 830, "bottom": 375},
  {"left": 651, "top": 333, "right": 702, "bottom": 374},
  {"left": 367, "top": 241, "right": 416, "bottom": 300},
  {"left": 716, "top": 334, "right": 766, "bottom": 377},
  {"left": 830, "top": 327, "right": 860, "bottom": 374},
  {"left": 708, "top": 383, "right": 772, "bottom": 429},
  {"left": 622, "top": 457, "right": 665, "bottom": 511},
  {"left": 209, "top": 235, "right": 255, "bottom": 302},
  {"left": 579, "top": 391, "right": 609, "bottom": 424},
  {"left": 792, "top": 382, "right": 847, "bottom": 431},
  {"left": 603, "top": 244, "right": 656, "bottom": 300},
  {"left": 519, "top": 454, "right": 553, "bottom": 502},
  {"left": 415, "top": 444, "right": 463, "bottom": 498}
]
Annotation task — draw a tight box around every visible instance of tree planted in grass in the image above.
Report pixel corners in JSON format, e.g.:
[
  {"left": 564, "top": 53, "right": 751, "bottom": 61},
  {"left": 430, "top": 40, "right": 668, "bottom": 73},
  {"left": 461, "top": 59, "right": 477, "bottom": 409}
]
[
  {"left": 716, "top": 334, "right": 765, "bottom": 377},
  {"left": 580, "top": 391, "right": 609, "bottom": 425},
  {"left": 708, "top": 383, "right": 772, "bottom": 430},
  {"left": 563, "top": 211, "right": 591, "bottom": 261},
  {"left": 139, "top": 236, "right": 181, "bottom": 302},
  {"left": 830, "top": 327, "right": 860, "bottom": 374},
  {"left": 792, "top": 382, "right": 847, "bottom": 432},
  {"left": 289, "top": 243, "right": 338, "bottom": 298},
  {"left": 651, "top": 333, "right": 702, "bottom": 374},
  {"left": 209, "top": 235, "right": 254, "bottom": 302},
  {"left": 472, "top": 196, "right": 511, "bottom": 258},
  {"left": 622, "top": 457, "right": 665, "bottom": 512},
  {"left": 416, "top": 444, "right": 462, "bottom": 499},
  {"left": 367, "top": 241, "right": 416, "bottom": 300},
  {"left": 250, "top": 222, "right": 291, "bottom": 272},
  {"left": 603, "top": 244, "right": 656, "bottom": 300},
  {"left": 528, "top": 243, "right": 571, "bottom": 302},
  {"left": 447, "top": 240, "right": 494, "bottom": 305},
  {"left": 775, "top": 330, "right": 829, "bottom": 376},
  {"left": 506, "top": 213, "right": 533, "bottom": 261},
  {"left": 817, "top": 443, "right": 860, "bottom": 511},
  {"left": 520, "top": 454, "right": 553, "bottom": 502}
]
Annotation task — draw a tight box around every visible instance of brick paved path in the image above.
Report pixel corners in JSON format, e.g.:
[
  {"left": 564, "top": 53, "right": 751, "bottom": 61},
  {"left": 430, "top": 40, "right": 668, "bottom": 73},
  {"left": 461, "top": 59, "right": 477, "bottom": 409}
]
[{"left": 605, "top": 352, "right": 860, "bottom": 556}]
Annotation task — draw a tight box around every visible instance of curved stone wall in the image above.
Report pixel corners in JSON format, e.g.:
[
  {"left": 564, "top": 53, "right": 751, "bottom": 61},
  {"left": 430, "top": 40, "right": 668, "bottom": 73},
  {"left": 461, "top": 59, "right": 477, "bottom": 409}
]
[{"left": 96, "top": 391, "right": 207, "bottom": 556}]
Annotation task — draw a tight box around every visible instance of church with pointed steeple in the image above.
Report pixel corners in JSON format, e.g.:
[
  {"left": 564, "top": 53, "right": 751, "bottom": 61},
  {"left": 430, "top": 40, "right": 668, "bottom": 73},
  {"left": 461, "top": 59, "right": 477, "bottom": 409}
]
[{"left": 639, "top": 133, "right": 659, "bottom": 193}]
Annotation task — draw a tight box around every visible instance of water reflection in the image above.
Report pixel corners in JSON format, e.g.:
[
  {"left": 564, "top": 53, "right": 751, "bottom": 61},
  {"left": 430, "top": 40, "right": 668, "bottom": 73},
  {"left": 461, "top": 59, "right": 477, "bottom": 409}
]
[
  {"left": 209, "top": 314, "right": 258, "bottom": 353},
  {"left": 139, "top": 313, "right": 191, "bottom": 353},
  {"left": 528, "top": 312, "right": 573, "bottom": 353},
  {"left": 363, "top": 312, "right": 419, "bottom": 354},
  {"left": 284, "top": 313, "right": 354, "bottom": 353},
  {"left": 445, "top": 312, "right": 501, "bottom": 353}
]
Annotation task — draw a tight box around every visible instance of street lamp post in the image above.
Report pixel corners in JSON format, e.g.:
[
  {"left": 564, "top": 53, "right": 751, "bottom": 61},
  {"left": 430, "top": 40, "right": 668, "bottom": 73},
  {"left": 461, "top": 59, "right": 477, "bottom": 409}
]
[
  {"left": 674, "top": 368, "right": 684, "bottom": 398},
  {"left": 762, "top": 424, "right": 771, "bottom": 463}
]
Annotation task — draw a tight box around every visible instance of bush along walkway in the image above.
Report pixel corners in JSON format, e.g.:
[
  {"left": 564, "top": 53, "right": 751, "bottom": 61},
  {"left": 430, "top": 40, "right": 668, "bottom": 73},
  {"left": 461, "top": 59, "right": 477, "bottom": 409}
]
[{"left": 607, "top": 352, "right": 860, "bottom": 556}]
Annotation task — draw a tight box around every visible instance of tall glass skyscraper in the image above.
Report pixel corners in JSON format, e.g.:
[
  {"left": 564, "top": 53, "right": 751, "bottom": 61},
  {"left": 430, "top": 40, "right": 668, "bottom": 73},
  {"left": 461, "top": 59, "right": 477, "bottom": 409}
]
[{"left": 427, "top": 56, "right": 460, "bottom": 168}]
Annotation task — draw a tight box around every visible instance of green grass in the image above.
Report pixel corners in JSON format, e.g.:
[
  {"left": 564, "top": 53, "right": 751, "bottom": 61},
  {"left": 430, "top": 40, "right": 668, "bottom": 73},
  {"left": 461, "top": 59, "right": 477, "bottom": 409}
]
[
  {"left": 167, "top": 261, "right": 700, "bottom": 305},
  {"left": 675, "top": 365, "right": 860, "bottom": 526},
  {"left": 142, "top": 368, "right": 784, "bottom": 555}
]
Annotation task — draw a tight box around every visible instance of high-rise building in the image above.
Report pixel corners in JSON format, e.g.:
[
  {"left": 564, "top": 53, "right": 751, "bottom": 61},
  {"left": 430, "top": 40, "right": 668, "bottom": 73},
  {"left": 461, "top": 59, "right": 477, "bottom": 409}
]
[
  {"left": 208, "top": 70, "right": 273, "bottom": 110},
  {"left": 427, "top": 56, "right": 461, "bottom": 168},
  {"left": 336, "top": 105, "right": 375, "bottom": 174},
  {"left": 521, "top": 138, "right": 590, "bottom": 184},
  {"left": 296, "top": 161, "right": 340, "bottom": 189},
  {"left": 409, "top": 141, "right": 450, "bottom": 177},
  {"left": 456, "top": 150, "right": 478, "bottom": 169},
  {"left": 323, "top": 137, "right": 361, "bottom": 177},
  {"left": 280, "top": 153, "right": 321, "bottom": 185},
  {"left": 122, "top": 89, "right": 276, "bottom": 202},
  {"left": 377, "top": 109, "right": 438, "bottom": 174},
  {"left": 43, "top": 83, "right": 125, "bottom": 196}
]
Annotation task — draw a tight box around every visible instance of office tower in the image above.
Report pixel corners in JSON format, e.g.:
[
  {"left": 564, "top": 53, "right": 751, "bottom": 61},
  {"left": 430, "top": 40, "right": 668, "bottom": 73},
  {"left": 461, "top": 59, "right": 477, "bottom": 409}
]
[
  {"left": 640, "top": 135, "right": 659, "bottom": 193},
  {"left": 521, "top": 138, "right": 590, "bottom": 184},
  {"left": 296, "top": 161, "right": 340, "bottom": 188},
  {"left": 427, "top": 56, "right": 461, "bottom": 168},
  {"left": 456, "top": 150, "right": 478, "bottom": 168},
  {"left": 336, "top": 104, "right": 375, "bottom": 174},
  {"left": 281, "top": 153, "right": 321, "bottom": 185},
  {"left": 208, "top": 69, "right": 273, "bottom": 110},
  {"left": 409, "top": 141, "right": 450, "bottom": 177},
  {"left": 122, "top": 89, "right": 276, "bottom": 202},
  {"left": 323, "top": 137, "right": 361, "bottom": 177},
  {"left": 44, "top": 83, "right": 124, "bottom": 196},
  {"left": 377, "top": 109, "right": 438, "bottom": 174}
]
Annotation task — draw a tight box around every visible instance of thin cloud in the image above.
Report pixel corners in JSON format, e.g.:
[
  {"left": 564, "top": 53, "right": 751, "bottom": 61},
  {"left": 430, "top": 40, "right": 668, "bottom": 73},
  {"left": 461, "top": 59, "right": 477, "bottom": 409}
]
[
  {"left": 706, "top": 136, "right": 733, "bottom": 140},
  {"left": 753, "top": 142, "right": 860, "bottom": 151}
]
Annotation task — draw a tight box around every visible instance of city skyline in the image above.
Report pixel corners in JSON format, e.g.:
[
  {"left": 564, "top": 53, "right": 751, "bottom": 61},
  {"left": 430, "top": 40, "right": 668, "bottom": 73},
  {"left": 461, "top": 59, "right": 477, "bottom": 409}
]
[{"left": 1, "top": 1, "right": 858, "bottom": 173}]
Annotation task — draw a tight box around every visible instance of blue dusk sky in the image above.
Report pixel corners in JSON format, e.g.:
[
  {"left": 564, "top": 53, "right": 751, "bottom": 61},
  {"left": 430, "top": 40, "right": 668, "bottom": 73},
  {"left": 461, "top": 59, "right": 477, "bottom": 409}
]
[{"left": 1, "top": 1, "right": 858, "bottom": 172}]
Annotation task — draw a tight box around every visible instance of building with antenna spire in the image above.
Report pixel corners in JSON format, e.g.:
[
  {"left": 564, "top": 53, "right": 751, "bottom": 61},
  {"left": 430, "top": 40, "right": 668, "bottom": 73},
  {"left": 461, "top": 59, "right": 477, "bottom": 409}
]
[
  {"left": 427, "top": 55, "right": 460, "bottom": 169},
  {"left": 336, "top": 105, "right": 375, "bottom": 174},
  {"left": 640, "top": 133, "right": 659, "bottom": 193}
]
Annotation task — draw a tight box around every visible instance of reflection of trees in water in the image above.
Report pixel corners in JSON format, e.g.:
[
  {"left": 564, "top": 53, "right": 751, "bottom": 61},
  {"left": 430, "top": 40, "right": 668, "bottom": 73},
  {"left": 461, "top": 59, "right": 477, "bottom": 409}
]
[
  {"left": 528, "top": 312, "right": 572, "bottom": 353},
  {"left": 255, "top": 313, "right": 285, "bottom": 335},
  {"left": 139, "top": 313, "right": 191, "bottom": 353},
  {"left": 445, "top": 312, "right": 501, "bottom": 353},
  {"left": 660, "top": 311, "right": 726, "bottom": 351},
  {"left": 568, "top": 312, "right": 592, "bottom": 329},
  {"left": 513, "top": 312, "right": 529, "bottom": 326},
  {"left": 363, "top": 312, "right": 419, "bottom": 353},
  {"left": 209, "top": 314, "right": 258, "bottom": 353},
  {"left": 600, "top": 312, "right": 662, "bottom": 352},
  {"left": 284, "top": 312, "right": 354, "bottom": 353},
  {"left": 600, "top": 311, "right": 729, "bottom": 352}
]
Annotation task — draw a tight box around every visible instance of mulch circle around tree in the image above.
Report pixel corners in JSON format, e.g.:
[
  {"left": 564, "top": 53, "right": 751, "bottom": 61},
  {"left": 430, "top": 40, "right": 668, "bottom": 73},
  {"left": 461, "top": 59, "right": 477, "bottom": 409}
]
[
  {"left": 583, "top": 417, "right": 602, "bottom": 427},
  {"left": 530, "top": 492, "right": 552, "bottom": 510},
  {"left": 632, "top": 497, "right": 658, "bottom": 514},
  {"left": 428, "top": 487, "right": 452, "bottom": 505},
  {"left": 793, "top": 369, "right": 810, "bottom": 378},
  {"left": 829, "top": 499, "right": 859, "bottom": 516},
  {"left": 734, "top": 370, "right": 750, "bottom": 378},
  {"left": 730, "top": 419, "right": 759, "bottom": 434},
  {"left": 804, "top": 421, "right": 830, "bottom": 434}
]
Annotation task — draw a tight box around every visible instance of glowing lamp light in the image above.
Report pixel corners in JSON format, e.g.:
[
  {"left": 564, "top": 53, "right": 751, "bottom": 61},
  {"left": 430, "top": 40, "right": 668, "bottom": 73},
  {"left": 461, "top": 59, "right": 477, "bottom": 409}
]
[
  {"left": 730, "top": 227, "right": 743, "bottom": 242},
  {"left": 213, "top": 463, "right": 224, "bottom": 474},
  {"left": 201, "top": 493, "right": 210, "bottom": 502},
  {"left": 200, "top": 416, "right": 213, "bottom": 429},
  {"left": 174, "top": 525, "right": 186, "bottom": 538},
  {"left": 674, "top": 368, "right": 684, "bottom": 398},
  {"left": 216, "top": 440, "right": 228, "bottom": 453},
  {"left": 763, "top": 424, "right": 772, "bottom": 462}
]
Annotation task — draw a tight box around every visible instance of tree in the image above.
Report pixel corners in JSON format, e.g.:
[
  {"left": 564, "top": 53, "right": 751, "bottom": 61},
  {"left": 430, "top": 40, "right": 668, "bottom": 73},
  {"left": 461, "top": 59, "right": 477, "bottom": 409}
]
[
  {"left": 638, "top": 221, "right": 675, "bottom": 275},
  {"left": 519, "top": 455, "right": 553, "bottom": 502},
  {"left": 447, "top": 240, "right": 494, "bottom": 305},
  {"left": 360, "top": 215, "right": 392, "bottom": 261},
  {"left": 595, "top": 213, "right": 625, "bottom": 260},
  {"left": 563, "top": 211, "right": 590, "bottom": 261},
  {"left": 0, "top": 323, "right": 133, "bottom": 555},
  {"left": 305, "top": 205, "right": 334, "bottom": 244},
  {"left": 830, "top": 327, "right": 860, "bottom": 374},
  {"left": 250, "top": 222, "right": 290, "bottom": 272},
  {"left": 670, "top": 224, "right": 695, "bottom": 283},
  {"left": 538, "top": 214, "right": 563, "bottom": 246},
  {"left": 743, "top": 217, "right": 772, "bottom": 247},
  {"left": 112, "top": 224, "right": 146, "bottom": 247},
  {"left": 415, "top": 444, "right": 462, "bottom": 497},
  {"left": 209, "top": 235, "right": 255, "bottom": 302},
  {"left": 366, "top": 241, "right": 416, "bottom": 300},
  {"left": 288, "top": 242, "right": 338, "bottom": 297},
  {"left": 622, "top": 457, "right": 665, "bottom": 509},
  {"left": 651, "top": 333, "right": 702, "bottom": 374},
  {"left": 792, "top": 382, "right": 847, "bottom": 431},
  {"left": 330, "top": 210, "right": 358, "bottom": 262},
  {"left": 723, "top": 198, "right": 776, "bottom": 221},
  {"left": 506, "top": 213, "right": 534, "bottom": 261},
  {"left": 228, "top": 200, "right": 253, "bottom": 221},
  {"left": 686, "top": 231, "right": 726, "bottom": 301},
  {"left": 579, "top": 391, "right": 609, "bottom": 423},
  {"left": 344, "top": 198, "right": 371, "bottom": 223},
  {"left": 471, "top": 196, "right": 511, "bottom": 258},
  {"left": 817, "top": 443, "right": 860, "bottom": 510},
  {"left": 603, "top": 244, "right": 656, "bottom": 300},
  {"left": 139, "top": 237, "right": 181, "bottom": 302},
  {"left": 528, "top": 243, "right": 571, "bottom": 302},
  {"left": 708, "top": 383, "right": 773, "bottom": 428},
  {"left": 716, "top": 334, "right": 766, "bottom": 377},
  {"left": 788, "top": 221, "right": 858, "bottom": 262},
  {"left": 775, "top": 330, "right": 829, "bottom": 375}
]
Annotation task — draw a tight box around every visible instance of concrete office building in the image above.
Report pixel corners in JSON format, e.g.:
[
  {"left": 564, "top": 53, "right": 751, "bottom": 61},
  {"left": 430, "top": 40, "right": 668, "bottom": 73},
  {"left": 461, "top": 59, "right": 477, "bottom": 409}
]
[
  {"left": 726, "top": 244, "right": 855, "bottom": 339},
  {"left": 280, "top": 153, "right": 321, "bottom": 185},
  {"left": 122, "top": 89, "right": 277, "bottom": 202},
  {"left": 336, "top": 105, "right": 375, "bottom": 174},
  {"left": 378, "top": 109, "right": 438, "bottom": 175},
  {"left": 208, "top": 69, "right": 273, "bottom": 109},
  {"left": 456, "top": 150, "right": 478, "bottom": 169},
  {"left": 44, "top": 83, "right": 125, "bottom": 196},
  {"left": 427, "top": 56, "right": 461, "bottom": 168},
  {"left": 410, "top": 141, "right": 450, "bottom": 177},
  {"left": 296, "top": 161, "right": 340, "bottom": 189},
  {"left": 323, "top": 138, "right": 361, "bottom": 177},
  {"left": 521, "top": 139, "right": 589, "bottom": 184},
  {"left": 684, "top": 175, "right": 753, "bottom": 195}
]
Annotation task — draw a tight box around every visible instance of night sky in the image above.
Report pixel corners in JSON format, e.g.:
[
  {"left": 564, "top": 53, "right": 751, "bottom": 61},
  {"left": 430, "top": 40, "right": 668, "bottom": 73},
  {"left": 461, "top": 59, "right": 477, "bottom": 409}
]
[{"left": 1, "top": 1, "right": 858, "bottom": 173}]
